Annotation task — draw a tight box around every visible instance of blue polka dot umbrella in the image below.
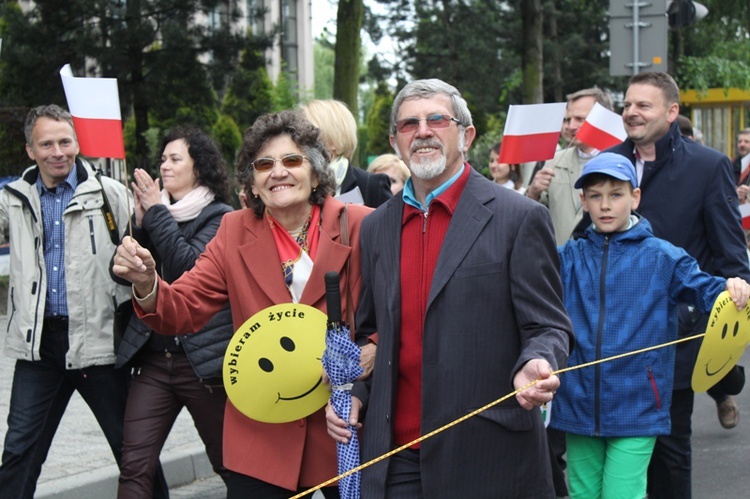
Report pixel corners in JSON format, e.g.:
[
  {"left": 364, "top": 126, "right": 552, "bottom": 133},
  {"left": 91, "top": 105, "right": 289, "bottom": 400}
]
[{"left": 323, "top": 272, "right": 363, "bottom": 499}]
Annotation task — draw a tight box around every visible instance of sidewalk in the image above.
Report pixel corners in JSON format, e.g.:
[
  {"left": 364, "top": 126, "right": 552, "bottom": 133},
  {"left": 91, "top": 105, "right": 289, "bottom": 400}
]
[{"left": 0, "top": 316, "right": 220, "bottom": 498}]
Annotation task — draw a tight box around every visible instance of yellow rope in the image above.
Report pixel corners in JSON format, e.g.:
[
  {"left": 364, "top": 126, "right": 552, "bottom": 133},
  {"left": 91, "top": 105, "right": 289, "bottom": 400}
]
[{"left": 289, "top": 332, "right": 705, "bottom": 498}]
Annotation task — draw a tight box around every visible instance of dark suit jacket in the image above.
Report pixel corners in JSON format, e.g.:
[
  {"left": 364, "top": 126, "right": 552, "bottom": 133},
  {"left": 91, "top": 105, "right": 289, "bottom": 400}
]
[
  {"left": 607, "top": 122, "right": 750, "bottom": 388},
  {"left": 341, "top": 164, "right": 392, "bottom": 208},
  {"left": 352, "top": 167, "right": 574, "bottom": 498}
]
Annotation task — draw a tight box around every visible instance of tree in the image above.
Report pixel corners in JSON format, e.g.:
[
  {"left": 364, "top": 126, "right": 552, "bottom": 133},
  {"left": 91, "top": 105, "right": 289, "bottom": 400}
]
[
  {"left": 0, "top": 0, "right": 246, "bottom": 169},
  {"left": 672, "top": 0, "right": 750, "bottom": 90},
  {"left": 314, "top": 34, "right": 336, "bottom": 99},
  {"left": 333, "top": 0, "right": 364, "bottom": 119},
  {"left": 521, "top": 0, "right": 543, "bottom": 103},
  {"left": 222, "top": 45, "right": 275, "bottom": 131},
  {"left": 365, "top": 82, "right": 394, "bottom": 156}
]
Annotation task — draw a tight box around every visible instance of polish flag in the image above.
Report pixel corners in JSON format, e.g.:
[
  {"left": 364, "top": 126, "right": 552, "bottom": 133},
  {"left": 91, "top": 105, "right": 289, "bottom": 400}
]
[
  {"left": 499, "top": 103, "right": 567, "bottom": 164},
  {"left": 739, "top": 203, "right": 750, "bottom": 230},
  {"left": 576, "top": 102, "right": 627, "bottom": 151},
  {"left": 59, "top": 64, "right": 125, "bottom": 159},
  {"left": 739, "top": 154, "right": 750, "bottom": 185}
]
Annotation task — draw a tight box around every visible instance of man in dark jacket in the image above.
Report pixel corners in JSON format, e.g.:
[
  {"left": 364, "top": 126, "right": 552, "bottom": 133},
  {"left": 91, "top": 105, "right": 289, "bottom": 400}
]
[
  {"left": 733, "top": 128, "right": 750, "bottom": 195},
  {"left": 326, "top": 78, "right": 574, "bottom": 498},
  {"left": 606, "top": 72, "right": 750, "bottom": 499}
]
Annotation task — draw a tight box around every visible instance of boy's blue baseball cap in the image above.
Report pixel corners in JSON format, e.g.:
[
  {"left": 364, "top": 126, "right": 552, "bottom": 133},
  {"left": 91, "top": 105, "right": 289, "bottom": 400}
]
[{"left": 574, "top": 152, "right": 638, "bottom": 189}]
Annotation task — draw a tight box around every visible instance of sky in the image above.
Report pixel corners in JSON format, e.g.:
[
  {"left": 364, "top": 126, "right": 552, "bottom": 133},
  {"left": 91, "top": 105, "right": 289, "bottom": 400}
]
[
  {"left": 310, "top": 1, "right": 397, "bottom": 67},
  {"left": 311, "top": 0, "right": 339, "bottom": 40}
]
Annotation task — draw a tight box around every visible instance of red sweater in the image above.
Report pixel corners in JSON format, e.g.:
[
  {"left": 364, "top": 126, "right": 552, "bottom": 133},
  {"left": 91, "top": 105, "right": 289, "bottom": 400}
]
[{"left": 394, "top": 165, "right": 470, "bottom": 446}]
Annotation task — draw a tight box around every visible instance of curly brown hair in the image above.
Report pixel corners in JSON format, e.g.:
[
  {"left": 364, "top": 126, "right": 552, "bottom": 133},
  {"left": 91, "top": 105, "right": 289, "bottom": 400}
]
[
  {"left": 236, "top": 110, "right": 335, "bottom": 218},
  {"left": 160, "top": 127, "right": 231, "bottom": 204}
]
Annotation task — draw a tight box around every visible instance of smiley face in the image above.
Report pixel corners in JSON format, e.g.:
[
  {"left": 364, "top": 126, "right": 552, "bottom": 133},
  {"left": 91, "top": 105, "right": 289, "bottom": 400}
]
[
  {"left": 223, "top": 303, "right": 329, "bottom": 423},
  {"left": 693, "top": 292, "right": 750, "bottom": 392}
]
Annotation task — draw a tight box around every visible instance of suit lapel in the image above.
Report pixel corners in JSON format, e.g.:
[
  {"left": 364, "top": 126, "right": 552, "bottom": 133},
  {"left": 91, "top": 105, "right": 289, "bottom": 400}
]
[
  {"left": 238, "top": 214, "right": 291, "bottom": 304},
  {"left": 381, "top": 197, "right": 405, "bottom": 333},
  {"left": 427, "top": 171, "right": 493, "bottom": 309},
  {"left": 300, "top": 199, "right": 350, "bottom": 306}
]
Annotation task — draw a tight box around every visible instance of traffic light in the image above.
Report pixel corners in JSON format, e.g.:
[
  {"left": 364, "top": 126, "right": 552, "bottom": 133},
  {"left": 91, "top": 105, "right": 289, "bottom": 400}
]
[{"left": 668, "top": 0, "right": 708, "bottom": 29}]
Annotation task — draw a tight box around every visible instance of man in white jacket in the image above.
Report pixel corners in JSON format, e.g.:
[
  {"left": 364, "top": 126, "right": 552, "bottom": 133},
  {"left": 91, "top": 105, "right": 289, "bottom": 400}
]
[{"left": 0, "top": 105, "right": 163, "bottom": 498}]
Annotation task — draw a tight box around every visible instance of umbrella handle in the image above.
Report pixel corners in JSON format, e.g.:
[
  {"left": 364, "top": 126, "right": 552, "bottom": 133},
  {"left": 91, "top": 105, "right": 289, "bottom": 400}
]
[{"left": 325, "top": 271, "right": 342, "bottom": 324}]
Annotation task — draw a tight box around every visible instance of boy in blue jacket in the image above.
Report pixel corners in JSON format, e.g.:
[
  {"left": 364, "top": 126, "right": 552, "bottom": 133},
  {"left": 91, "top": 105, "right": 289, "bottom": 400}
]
[{"left": 552, "top": 152, "right": 750, "bottom": 499}]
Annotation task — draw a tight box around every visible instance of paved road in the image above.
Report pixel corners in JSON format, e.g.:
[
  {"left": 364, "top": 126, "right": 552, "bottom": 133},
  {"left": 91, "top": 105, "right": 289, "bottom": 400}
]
[{"left": 0, "top": 305, "right": 747, "bottom": 497}]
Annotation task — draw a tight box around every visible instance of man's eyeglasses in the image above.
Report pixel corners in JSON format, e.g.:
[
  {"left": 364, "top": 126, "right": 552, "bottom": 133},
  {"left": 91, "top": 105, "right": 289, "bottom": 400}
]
[
  {"left": 252, "top": 154, "right": 308, "bottom": 172},
  {"left": 395, "top": 114, "right": 464, "bottom": 134}
]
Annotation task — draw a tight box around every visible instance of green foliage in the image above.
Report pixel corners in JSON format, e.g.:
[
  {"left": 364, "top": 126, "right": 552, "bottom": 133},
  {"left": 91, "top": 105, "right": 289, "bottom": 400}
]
[
  {"left": 677, "top": 50, "right": 750, "bottom": 92},
  {"left": 468, "top": 114, "right": 504, "bottom": 178},
  {"left": 0, "top": 0, "right": 256, "bottom": 171},
  {"left": 314, "top": 35, "right": 335, "bottom": 99},
  {"left": 0, "top": 107, "right": 30, "bottom": 177},
  {"left": 212, "top": 113, "right": 242, "bottom": 171},
  {"left": 539, "top": 0, "right": 617, "bottom": 102},
  {"left": 222, "top": 41, "right": 275, "bottom": 131},
  {"left": 669, "top": 0, "right": 750, "bottom": 90},
  {"left": 365, "top": 84, "right": 394, "bottom": 157},
  {"left": 272, "top": 70, "right": 298, "bottom": 112}
]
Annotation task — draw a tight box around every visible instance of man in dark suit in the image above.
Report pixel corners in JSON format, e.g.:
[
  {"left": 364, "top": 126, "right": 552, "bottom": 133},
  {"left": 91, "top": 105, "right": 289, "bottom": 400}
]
[
  {"left": 606, "top": 72, "right": 750, "bottom": 499},
  {"left": 326, "top": 79, "right": 574, "bottom": 497}
]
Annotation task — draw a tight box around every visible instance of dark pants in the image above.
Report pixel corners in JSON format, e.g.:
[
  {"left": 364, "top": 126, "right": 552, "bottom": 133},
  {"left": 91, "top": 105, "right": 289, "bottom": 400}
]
[
  {"left": 0, "top": 318, "right": 148, "bottom": 499},
  {"left": 225, "top": 470, "right": 341, "bottom": 499},
  {"left": 118, "top": 350, "right": 229, "bottom": 498},
  {"left": 384, "top": 448, "right": 424, "bottom": 499},
  {"left": 647, "top": 388, "right": 694, "bottom": 499},
  {"left": 547, "top": 427, "right": 568, "bottom": 497}
]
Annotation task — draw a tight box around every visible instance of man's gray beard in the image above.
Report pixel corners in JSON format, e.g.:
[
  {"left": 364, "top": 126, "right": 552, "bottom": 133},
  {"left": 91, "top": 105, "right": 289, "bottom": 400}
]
[
  {"left": 398, "top": 133, "right": 465, "bottom": 181},
  {"left": 410, "top": 155, "right": 446, "bottom": 180}
]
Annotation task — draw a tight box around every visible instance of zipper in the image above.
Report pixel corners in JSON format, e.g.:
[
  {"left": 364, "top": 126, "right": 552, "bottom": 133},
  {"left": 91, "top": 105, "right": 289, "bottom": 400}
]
[
  {"left": 88, "top": 217, "right": 97, "bottom": 254},
  {"left": 7, "top": 287, "right": 15, "bottom": 333},
  {"left": 422, "top": 211, "right": 428, "bottom": 233},
  {"left": 647, "top": 366, "right": 662, "bottom": 409},
  {"left": 31, "top": 236, "right": 43, "bottom": 359},
  {"left": 594, "top": 236, "right": 610, "bottom": 436}
]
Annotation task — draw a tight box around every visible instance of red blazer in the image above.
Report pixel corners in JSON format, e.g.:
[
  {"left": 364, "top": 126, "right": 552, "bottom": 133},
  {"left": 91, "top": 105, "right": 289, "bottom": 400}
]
[{"left": 138, "top": 196, "right": 371, "bottom": 490}]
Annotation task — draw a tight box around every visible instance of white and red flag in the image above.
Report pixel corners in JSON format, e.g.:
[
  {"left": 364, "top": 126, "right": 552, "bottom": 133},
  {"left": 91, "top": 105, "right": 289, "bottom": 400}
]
[
  {"left": 499, "top": 102, "right": 567, "bottom": 164},
  {"left": 576, "top": 102, "right": 627, "bottom": 151},
  {"left": 739, "top": 203, "right": 750, "bottom": 230},
  {"left": 59, "top": 64, "right": 125, "bottom": 159},
  {"left": 739, "top": 154, "right": 750, "bottom": 185}
]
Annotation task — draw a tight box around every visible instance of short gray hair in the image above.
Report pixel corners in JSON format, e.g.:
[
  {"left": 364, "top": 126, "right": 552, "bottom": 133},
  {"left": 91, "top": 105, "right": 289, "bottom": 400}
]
[
  {"left": 390, "top": 79, "right": 473, "bottom": 135},
  {"left": 24, "top": 105, "right": 76, "bottom": 145},
  {"left": 566, "top": 88, "right": 614, "bottom": 112}
]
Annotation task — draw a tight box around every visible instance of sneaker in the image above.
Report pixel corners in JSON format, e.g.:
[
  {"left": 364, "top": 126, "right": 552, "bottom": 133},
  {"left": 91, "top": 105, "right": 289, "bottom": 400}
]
[{"left": 717, "top": 396, "right": 740, "bottom": 429}]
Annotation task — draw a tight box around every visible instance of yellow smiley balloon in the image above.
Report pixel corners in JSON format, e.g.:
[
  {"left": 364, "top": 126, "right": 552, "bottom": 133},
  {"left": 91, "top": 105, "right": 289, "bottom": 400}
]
[
  {"left": 223, "top": 303, "right": 329, "bottom": 423},
  {"left": 692, "top": 291, "right": 750, "bottom": 392}
]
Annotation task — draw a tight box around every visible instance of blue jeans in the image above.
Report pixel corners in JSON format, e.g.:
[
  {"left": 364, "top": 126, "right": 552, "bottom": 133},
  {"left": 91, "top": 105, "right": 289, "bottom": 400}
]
[{"left": 0, "top": 318, "right": 132, "bottom": 499}]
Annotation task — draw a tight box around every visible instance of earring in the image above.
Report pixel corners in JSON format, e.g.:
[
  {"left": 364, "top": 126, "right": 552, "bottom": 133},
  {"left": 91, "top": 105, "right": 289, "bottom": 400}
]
[
  {"left": 253, "top": 193, "right": 259, "bottom": 199},
  {"left": 312, "top": 186, "right": 317, "bottom": 193}
]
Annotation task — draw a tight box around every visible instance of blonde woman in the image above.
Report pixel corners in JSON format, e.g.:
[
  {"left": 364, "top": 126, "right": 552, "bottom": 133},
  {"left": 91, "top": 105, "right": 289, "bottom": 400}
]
[
  {"left": 367, "top": 154, "right": 410, "bottom": 195},
  {"left": 300, "top": 99, "right": 392, "bottom": 207}
]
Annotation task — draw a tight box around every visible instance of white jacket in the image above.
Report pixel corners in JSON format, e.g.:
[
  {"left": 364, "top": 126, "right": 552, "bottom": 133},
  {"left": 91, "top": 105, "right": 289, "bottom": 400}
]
[{"left": 0, "top": 159, "right": 132, "bottom": 369}]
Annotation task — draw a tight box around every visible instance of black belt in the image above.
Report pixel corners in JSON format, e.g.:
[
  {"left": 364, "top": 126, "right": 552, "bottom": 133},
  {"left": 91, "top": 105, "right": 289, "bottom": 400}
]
[{"left": 44, "top": 316, "right": 69, "bottom": 328}]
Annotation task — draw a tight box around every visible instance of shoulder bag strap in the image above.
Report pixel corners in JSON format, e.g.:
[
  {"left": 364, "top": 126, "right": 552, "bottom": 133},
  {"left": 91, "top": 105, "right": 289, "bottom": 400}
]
[
  {"left": 339, "top": 204, "right": 355, "bottom": 335},
  {"left": 94, "top": 170, "right": 121, "bottom": 245}
]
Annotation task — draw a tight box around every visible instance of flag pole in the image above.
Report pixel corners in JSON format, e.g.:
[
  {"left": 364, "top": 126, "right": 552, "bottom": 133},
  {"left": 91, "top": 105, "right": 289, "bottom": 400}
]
[{"left": 119, "top": 158, "right": 133, "bottom": 239}]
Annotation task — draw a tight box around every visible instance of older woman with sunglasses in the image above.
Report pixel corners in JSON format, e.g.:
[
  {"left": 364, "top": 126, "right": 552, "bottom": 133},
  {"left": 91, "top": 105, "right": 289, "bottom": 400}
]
[{"left": 113, "top": 110, "right": 372, "bottom": 498}]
